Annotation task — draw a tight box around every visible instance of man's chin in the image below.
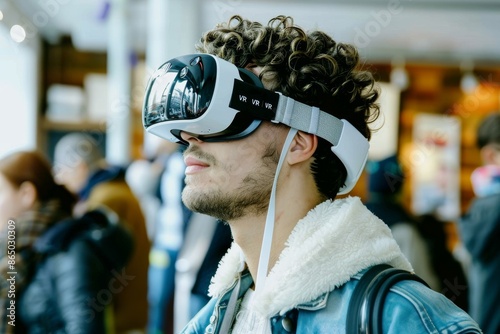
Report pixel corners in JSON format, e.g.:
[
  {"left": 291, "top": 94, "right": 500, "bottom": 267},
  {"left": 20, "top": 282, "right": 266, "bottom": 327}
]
[{"left": 181, "top": 188, "right": 203, "bottom": 211}]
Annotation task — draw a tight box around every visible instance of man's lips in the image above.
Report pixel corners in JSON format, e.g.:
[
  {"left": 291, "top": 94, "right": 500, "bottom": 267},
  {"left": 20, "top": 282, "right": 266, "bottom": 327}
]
[{"left": 184, "top": 156, "right": 209, "bottom": 174}]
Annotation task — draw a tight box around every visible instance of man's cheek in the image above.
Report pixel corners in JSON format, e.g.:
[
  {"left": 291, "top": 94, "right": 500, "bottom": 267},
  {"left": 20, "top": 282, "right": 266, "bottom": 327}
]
[{"left": 215, "top": 162, "right": 246, "bottom": 185}]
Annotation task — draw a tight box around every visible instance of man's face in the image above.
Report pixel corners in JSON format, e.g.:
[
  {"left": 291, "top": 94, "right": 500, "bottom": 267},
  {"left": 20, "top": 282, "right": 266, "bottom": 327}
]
[
  {"left": 53, "top": 159, "right": 89, "bottom": 195},
  {"left": 181, "top": 122, "right": 287, "bottom": 221}
]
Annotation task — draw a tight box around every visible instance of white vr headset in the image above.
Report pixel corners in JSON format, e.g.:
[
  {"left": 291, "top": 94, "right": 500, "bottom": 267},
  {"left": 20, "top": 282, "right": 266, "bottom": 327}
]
[{"left": 142, "top": 54, "right": 369, "bottom": 194}]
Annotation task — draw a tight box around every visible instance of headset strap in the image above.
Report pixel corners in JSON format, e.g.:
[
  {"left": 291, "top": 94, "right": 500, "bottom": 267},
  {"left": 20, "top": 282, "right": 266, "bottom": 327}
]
[
  {"left": 230, "top": 78, "right": 345, "bottom": 146},
  {"left": 273, "top": 94, "right": 344, "bottom": 147}
]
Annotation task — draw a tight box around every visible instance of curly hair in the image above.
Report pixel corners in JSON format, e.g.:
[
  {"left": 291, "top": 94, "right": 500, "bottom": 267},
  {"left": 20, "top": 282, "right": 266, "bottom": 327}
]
[{"left": 196, "top": 15, "right": 380, "bottom": 199}]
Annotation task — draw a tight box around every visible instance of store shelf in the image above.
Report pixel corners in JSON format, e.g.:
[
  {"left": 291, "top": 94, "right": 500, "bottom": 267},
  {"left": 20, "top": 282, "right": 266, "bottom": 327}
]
[{"left": 41, "top": 118, "right": 107, "bottom": 132}]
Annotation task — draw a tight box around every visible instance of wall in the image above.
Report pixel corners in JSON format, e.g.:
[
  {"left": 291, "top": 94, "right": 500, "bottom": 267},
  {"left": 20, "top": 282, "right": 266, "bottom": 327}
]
[
  {"left": 0, "top": 22, "right": 41, "bottom": 158},
  {"left": 38, "top": 36, "right": 145, "bottom": 161}
]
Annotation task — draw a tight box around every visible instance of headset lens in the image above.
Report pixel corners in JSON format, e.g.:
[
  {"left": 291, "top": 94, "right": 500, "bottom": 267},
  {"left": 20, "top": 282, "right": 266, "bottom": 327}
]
[{"left": 144, "top": 55, "right": 216, "bottom": 127}]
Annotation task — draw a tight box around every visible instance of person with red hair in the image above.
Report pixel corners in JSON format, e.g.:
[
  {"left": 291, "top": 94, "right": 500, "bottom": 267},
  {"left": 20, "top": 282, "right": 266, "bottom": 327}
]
[{"left": 0, "top": 150, "right": 132, "bottom": 333}]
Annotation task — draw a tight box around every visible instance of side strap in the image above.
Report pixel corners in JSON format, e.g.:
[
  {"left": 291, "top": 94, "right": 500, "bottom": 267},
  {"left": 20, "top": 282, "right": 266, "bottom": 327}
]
[{"left": 346, "top": 264, "right": 429, "bottom": 334}]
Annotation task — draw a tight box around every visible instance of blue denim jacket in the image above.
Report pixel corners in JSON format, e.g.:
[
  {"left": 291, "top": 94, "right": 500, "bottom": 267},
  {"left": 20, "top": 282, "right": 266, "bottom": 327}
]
[
  {"left": 181, "top": 198, "right": 482, "bottom": 333},
  {"left": 181, "top": 270, "right": 481, "bottom": 334}
]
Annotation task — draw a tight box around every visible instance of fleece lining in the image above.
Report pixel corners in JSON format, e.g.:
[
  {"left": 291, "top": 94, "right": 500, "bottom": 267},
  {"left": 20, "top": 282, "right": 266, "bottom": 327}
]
[{"left": 208, "top": 196, "right": 413, "bottom": 317}]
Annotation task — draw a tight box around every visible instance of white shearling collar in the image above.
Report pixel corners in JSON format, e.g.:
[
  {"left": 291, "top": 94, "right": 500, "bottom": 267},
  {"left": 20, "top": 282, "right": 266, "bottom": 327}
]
[{"left": 208, "top": 196, "right": 413, "bottom": 317}]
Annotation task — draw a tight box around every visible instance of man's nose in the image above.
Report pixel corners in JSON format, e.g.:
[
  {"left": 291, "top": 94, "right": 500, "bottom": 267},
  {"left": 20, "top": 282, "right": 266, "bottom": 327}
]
[{"left": 179, "top": 131, "right": 203, "bottom": 144}]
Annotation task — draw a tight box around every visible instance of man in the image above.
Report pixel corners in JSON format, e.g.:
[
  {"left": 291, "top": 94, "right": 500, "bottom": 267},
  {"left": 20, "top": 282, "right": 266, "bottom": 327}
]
[
  {"left": 53, "top": 133, "right": 150, "bottom": 333},
  {"left": 142, "top": 15, "right": 481, "bottom": 333},
  {"left": 459, "top": 112, "right": 500, "bottom": 334}
]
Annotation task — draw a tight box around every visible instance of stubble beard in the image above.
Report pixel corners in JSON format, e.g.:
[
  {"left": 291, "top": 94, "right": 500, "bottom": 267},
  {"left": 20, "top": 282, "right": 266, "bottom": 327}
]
[{"left": 182, "top": 143, "right": 279, "bottom": 222}]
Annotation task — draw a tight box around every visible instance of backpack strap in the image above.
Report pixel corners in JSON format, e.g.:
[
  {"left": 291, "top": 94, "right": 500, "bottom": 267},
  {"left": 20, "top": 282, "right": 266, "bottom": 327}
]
[{"left": 346, "top": 264, "right": 429, "bottom": 334}]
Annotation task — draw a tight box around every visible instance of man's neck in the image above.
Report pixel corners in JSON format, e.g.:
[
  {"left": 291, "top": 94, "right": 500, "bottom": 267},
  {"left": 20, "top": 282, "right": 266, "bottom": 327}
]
[{"left": 229, "top": 182, "right": 323, "bottom": 289}]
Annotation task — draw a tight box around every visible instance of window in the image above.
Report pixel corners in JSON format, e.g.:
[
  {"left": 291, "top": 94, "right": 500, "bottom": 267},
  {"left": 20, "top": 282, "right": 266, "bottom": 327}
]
[{"left": 0, "top": 23, "right": 40, "bottom": 158}]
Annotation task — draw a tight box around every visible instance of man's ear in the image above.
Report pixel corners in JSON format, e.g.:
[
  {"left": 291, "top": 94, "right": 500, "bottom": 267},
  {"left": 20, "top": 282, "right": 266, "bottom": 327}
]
[
  {"left": 19, "top": 181, "right": 38, "bottom": 209},
  {"left": 287, "top": 131, "right": 318, "bottom": 165}
]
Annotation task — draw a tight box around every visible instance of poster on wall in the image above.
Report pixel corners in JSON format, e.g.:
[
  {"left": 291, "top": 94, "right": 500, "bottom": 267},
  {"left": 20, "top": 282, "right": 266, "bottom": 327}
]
[{"left": 411, "top": 113, "right": 461, "bottom": 221}]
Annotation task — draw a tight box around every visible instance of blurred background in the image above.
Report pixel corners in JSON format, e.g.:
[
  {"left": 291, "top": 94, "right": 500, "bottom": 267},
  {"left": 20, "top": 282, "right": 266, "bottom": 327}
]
[{"left": 1, "top": 0, "right": 500, "bottom": 247}]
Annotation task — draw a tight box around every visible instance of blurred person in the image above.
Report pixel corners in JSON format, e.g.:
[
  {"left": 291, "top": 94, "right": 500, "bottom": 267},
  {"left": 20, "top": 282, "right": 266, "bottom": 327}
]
[
  {"left": 187, "top": 221, "right": 232, "bottom": 318},
  {"left": 416, "top": 213, "right": 469, "bottom": 312},
  {"left": 0, "top": 150, "right": 133, "bottom": 333},
  {"left": 147, "top": 143, "right": 191, "bottom": 334},
  {"left": 142, "top": 15, "right": 481, "bottom": 333},
  {"left": 53, "top": 133, "right": 150, "bottom": 333},
  {"left": 364, "top": 155, "right": 440, "bottom": 290},
  {"left": 125, "top": 159, "right": 163, "bottom": 241},
  {"left": 365, "top": 156, "right": 469, "bottom": 312},
  {"left": 458, "top": 112, "right": 500, "bottom": 334},
  {"left": 174, "top": 214, "right": 233, "bottom": 332}
]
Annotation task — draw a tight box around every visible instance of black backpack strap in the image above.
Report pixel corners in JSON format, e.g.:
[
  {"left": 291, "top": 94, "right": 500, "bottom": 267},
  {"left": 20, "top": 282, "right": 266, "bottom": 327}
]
[
  {"left": 346, "top": 264, "right": 429, "bottom": 334},
  {"left": 346, "top": 264, "right": 391, "bottom": 334}
]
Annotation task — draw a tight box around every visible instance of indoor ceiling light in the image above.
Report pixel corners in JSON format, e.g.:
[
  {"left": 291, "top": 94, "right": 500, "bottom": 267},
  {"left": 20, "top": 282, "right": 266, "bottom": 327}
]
[
  {"left": 460, "top": 72, "right": 479, "bottom": 94},
  {"left": 390, "top": 57, "right": 409, "bottom": 91},
  {"left": 10, "top": 25, "right": 26, "bottom": 43},
  {"left": 460, "top": 60, "right": 479, "bottom": 94}
]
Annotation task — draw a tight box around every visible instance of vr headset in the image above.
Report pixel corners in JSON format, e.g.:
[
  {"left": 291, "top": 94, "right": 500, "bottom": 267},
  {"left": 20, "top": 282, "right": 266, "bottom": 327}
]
[{"left": 142, "top": 54, "right": 369, "bottom": 194}]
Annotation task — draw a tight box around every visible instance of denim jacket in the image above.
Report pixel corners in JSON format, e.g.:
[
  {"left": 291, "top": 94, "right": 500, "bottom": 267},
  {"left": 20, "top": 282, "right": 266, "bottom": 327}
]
[
  {"left": 182, "top": 270, "right": 481, "bottom": 333},
  {"left": 181, "top": 197, "right": 482, "bottom": 333}
]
